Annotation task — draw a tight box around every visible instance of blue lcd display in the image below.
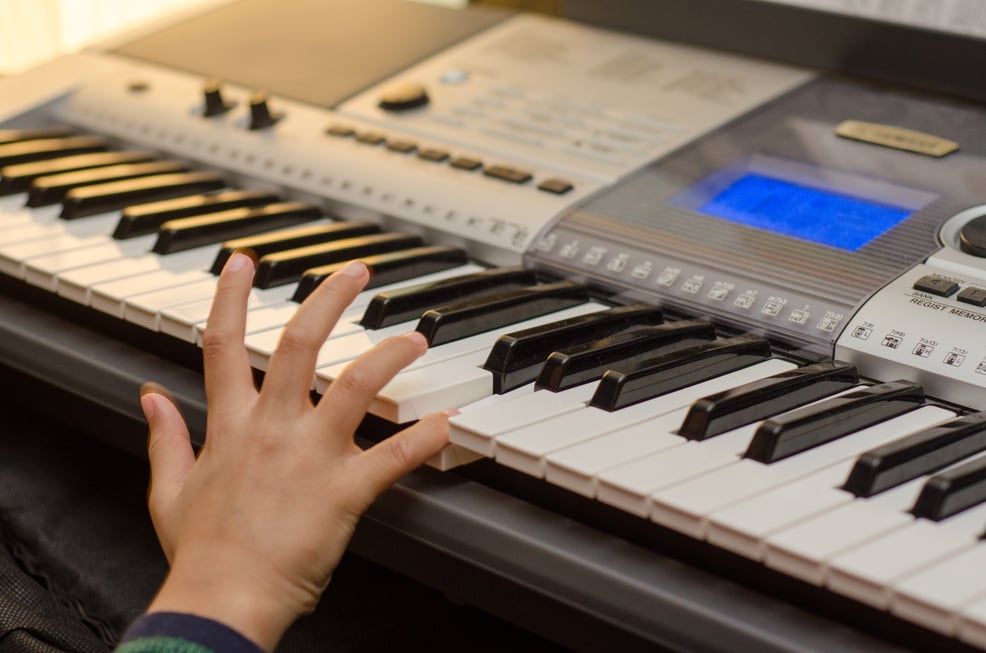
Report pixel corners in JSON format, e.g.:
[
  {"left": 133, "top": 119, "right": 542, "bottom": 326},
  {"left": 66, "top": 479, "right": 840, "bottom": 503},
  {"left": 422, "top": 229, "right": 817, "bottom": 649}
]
[{"left": 697, "top": 173, "right": 913, "bottom": 251}]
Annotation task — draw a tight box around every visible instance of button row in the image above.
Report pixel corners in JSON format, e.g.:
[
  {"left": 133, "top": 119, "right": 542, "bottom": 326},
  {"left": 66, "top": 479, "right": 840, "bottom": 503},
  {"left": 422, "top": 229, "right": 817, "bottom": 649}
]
[
  {"left": 913, "top": 274, "right": 986, "bottom": 307},
  {"left": 324, "top": 123, "right": 574, "bottom": 195}
]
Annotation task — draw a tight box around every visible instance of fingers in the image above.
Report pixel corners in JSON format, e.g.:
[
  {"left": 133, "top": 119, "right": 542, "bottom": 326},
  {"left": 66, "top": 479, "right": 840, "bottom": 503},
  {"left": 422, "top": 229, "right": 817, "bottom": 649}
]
[
  {"left": 142, "top": 387, "right": 195, "bottom": 557},
  {"left": 260, "top": 261, "right": 369, "bottom": 406},
  {"left": 316, "top": 330, "right": 427, "bottom": 437},
  {"left": 353, "top": 411, "right": 450, "bottom": 503},
  {"left": 202, "top": 253, "right": 258, "bottom": 414}
]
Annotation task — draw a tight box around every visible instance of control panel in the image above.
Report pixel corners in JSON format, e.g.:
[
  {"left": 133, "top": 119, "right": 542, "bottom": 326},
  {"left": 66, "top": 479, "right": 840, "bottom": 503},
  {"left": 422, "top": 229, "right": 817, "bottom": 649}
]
[{"left": 837, "top": 206, "right": 986, "bottom": 409}]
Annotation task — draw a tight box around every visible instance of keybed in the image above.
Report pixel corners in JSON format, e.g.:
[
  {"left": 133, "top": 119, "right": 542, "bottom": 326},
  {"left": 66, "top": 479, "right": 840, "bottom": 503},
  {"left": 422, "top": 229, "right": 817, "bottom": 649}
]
[{"left": 2, "top": 124, "right": 986, "bottom": 652}]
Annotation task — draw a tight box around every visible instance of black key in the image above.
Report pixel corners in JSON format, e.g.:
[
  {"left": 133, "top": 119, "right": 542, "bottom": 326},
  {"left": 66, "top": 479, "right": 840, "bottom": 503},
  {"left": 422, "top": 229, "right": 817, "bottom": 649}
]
[
  {"left": 912, "top": 452, "right": 986, "bottom": 521},
  {"left": 27, "top": 160, "right": 187, "bottom": 207},
  {"left": 485, "top": 303, "right": 666, "bottom": 394},
  {"left": 0, "top": 136, "right": 105, "bottom": 167},
  {"left": 253, "top": 233, "right": 423, "bottom": 289},
  {"left": 416, "top": 281, "right": 589, "bottom": 347},
  {"left": 535, "top": 320, "right": 716, "bottom": 393},
  {"left": 113, "top": 189, "right": 279, "bottom": 240},
  {"left": 844, "top": 412, "right": 986, "bottom": 498},
  {"left": 212, "top": 221, "right": 381, "bottom": 274},
  {"left": 360, "top": 267, "right": 538, "bottom": 330},
  {"left": 153, "top": 201, "right": 321, "bottom": 254},
  {"left": 0, "top": 150, "right": 154, "bottom": 195},
  {"left": 590, "top": 334, "right": 772, "bottom": 412},
  {"left": 744, "top": 380, "right": 925, "bottom": 464},
  {"left": 62, "top": 171, "right": 226, "bottom": 219},
  {"left": 679, "top": 361, "right": 859, "bottom": 441},
  {"left": 291, "top": 245, "right": 468, "bottom": 302},
  {"left": 0, "top": 127, "right": 73, "bottom": 146}
]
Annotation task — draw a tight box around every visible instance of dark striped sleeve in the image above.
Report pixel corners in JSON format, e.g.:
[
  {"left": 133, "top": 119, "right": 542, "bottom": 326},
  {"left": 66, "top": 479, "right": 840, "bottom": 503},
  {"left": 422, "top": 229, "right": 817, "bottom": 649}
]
[{"left": 116, "top": 612, "right": 266, "bottom": 653}]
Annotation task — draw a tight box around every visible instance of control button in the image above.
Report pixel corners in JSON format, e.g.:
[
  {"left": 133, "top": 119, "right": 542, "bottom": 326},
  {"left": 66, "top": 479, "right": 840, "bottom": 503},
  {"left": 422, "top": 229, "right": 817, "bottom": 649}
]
[
  {"left": 450, "top": 156, "right": 483, "bottom": 171},
  {"left": 417, "top": 148, "right": 450, "bottom": 163},
  {"left": 355, "top": 131, "right": 386, "bottom": 145},
  {"left": 484, "top": 165, "right": 533, "bottom": 184},
  {"left": 247, "top": 91, "right": 282, "bottom": 130},
  {"left": 441, "top": 69, "right": 470, "bottom": 85},
  {"left": 960, "top": 214, "right": 986, "bottom": 257},
  {"left": 958, "top": 286, "right": 986, "bottom": 307},
  {"left": 325, "top": 124, "right": 355, "bottom": 138},
  {"left": 202, "top": 80, "right": 234, "bottom": 117},
  {"left": 385, "top": 139, "right": 417, "bottom": 153},
  {"left": 378, "top": 82, "right": 429, "bottom": 112},
  {"left": 913, "top": 274, "right": 959, "bottom": 297},
  {"left": 537, "top": 178, "right": 574, "bottom": 195}
]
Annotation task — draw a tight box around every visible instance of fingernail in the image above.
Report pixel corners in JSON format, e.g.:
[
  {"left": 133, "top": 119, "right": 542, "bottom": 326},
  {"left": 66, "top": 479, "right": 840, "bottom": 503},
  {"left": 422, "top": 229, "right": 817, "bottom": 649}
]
[
  {"left": 224, "top": 251, "right": 252, "bottom": 273},
  {"left": 443, "top": 408, "right": 461, "bottom": 418},
  {"left": 341, "top": 260, "right": 367, "bottom": 278},
  {"left": 140, "top": 393, "right": 156, "bottom": 419},
  {"left": 404, "top": 330, "right": 428, "bottom": 350}
]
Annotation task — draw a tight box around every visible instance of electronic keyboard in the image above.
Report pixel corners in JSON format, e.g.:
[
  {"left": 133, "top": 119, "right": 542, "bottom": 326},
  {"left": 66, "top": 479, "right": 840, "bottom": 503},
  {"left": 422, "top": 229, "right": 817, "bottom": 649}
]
[{"left": 3, "top": 1, "right": 986, "bottom": 651}]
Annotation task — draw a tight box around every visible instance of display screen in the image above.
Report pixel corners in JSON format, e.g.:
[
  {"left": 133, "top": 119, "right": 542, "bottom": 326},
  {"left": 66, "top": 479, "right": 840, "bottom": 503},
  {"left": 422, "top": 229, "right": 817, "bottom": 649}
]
[{"left": 696, "top": 173, "right": 915, "bottom": 251}]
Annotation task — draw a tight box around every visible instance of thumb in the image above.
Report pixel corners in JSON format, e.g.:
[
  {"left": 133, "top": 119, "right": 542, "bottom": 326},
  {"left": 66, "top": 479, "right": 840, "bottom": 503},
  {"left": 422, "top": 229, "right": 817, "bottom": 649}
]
[
  {"left": 141, "top": 385, "right": 195, "bottom": 547},
  {"left": 355, "top": 410, "right": 451, "bottom": 504}
]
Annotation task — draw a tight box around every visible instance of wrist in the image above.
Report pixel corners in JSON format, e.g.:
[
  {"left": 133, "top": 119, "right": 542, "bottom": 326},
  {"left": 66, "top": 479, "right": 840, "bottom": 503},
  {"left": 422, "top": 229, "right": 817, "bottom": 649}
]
[{"left": 147, "top": 548, "right": 304, "bottom": 651}]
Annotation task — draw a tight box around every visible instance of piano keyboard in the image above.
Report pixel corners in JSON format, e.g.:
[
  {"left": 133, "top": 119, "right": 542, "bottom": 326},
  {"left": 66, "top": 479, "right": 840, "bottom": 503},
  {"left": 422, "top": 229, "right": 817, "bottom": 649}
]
[{"left": 3, "top": 126, "right": 986, "bottom": 649}]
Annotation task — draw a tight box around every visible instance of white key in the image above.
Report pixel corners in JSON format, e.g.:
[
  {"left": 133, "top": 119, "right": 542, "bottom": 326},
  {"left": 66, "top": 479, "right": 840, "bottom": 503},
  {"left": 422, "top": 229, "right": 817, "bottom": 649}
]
[
  {"left": 546, "top": 360, "right": 796, "bottom": 497},
  {"left": 647, "top": 406, "right": 955, "bottom": 538},
  {"left": 450, "top": 384, "right": 595, "bottom": 457},
  {"left": 57, "top": 254, "right": 180, "bottom": 304},
  {"left": 763, "top": 478, "right": 923, "bottom": 585},
  {"left": 315, "top": 303, "right": 607, "bottom": 387},
  {"left": 708, "top": 409, "right": 966, "bottom": 559},
  {"left": 3, "top": 210, "right": 118, "bottom": 245},
  {"left": 90, "top": 267, "right": 214, "bottom": 317},
  {"left": 124, "top": 277, "right": 220, "bottom": 330},
  {"left": 23, "top": 236, "right": 152, "bottom": 290},
  {"left": 206, "top": 264, "right": 485, "bottom": 346},
  {"left": 707, "top": 464, "right": 859, "bottom": 560},
  {"left": 367, "top": 353, "right": 492, "bottom": 422},
  {"left": 0, "top": 211, "right": 120, "bottom": 277},
  {"left": 826, "top": 502, "right": 986, "bottom": 609},
  {"left": 495, "top": 360, "right": 795, "bottom": 479},
  {"left": 426, "top": 445, "right": 483, "bottom": 471},
  {"left": 891, "top": 542, "right": 986, "bottom": 634},
  {"left": 0, "top": 205, "right": 62, "bottom": 241},
  {"left": 244, "top": 315, "right": 374, "bottom": 370},
  {"left": 958, "top": 593, "right": 986, "bottom": 649},
  {"left": 764, "top": 449, "right": 986, "bottom": 585},
  {"left": 0, "top": 193, "right": 29, "bottom": 214},
  {"left": 364, "top": 300, "right": 613, "bottom": 422},
  {"left": 159, "top": 286, "right": 295, "bottom": 342},
  {"left": 594, "top": 381, "right": 866, "bottom": 517}
]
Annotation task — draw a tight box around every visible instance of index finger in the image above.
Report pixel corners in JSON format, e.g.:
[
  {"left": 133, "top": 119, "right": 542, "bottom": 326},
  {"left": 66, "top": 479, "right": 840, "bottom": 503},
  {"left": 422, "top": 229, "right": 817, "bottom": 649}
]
[{"left": 201, "top": 253, "right": 258, "bottom": 414}]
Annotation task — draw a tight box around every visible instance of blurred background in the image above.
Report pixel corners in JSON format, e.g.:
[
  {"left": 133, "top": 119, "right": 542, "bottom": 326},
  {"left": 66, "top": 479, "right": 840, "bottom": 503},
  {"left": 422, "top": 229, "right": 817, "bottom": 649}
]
[{"left": 0, "top": 0, "right": 563, "bottom": 76}]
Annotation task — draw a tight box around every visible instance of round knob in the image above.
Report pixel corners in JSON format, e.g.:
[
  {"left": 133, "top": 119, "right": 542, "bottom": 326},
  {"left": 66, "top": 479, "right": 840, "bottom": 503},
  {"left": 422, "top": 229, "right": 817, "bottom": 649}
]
[
  {"left": 960, "top": 212, "right": 986, "bottom": 257},
  {"left": 247, "top": 91, "right": 281, "bottom": 130},
  {"left": 202, "top": 80, "right": 234, "bottom": 117},
  {"left": 378, "top": 82, "right": 429, "bottom": 112}
]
